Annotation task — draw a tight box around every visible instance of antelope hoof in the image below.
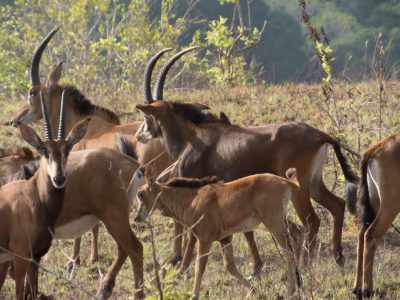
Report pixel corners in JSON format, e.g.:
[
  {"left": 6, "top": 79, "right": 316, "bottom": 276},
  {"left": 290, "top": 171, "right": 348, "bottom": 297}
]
[
  {"left": 65, "top": 257, "right": 81, "bottom": 272},
  {"left": 362, "top": 288, "right": 373, "bottom": 298},
  {"left": 38, "top": 293, "right": 54, "bottom": 300},
  {"left": 334, "top": 247, "right": 345, "bottom": 267},
  {"left": 99, "top": 279, "right": 115, "bottom": 300},
  {"left": 352, "top": 286, "right": 362, "bottom": 299},
  {"left": 248, "top": 260, "right": 264, "bottom": 279},
  {"left": 169, "top": 255, "right": 182, "bottom": 266}
]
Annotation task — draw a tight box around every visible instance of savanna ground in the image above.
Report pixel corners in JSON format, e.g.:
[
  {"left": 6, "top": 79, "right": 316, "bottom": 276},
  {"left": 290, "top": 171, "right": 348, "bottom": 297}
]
[{"left": 1, "top": 81, "right": 400, "bottom": 299}]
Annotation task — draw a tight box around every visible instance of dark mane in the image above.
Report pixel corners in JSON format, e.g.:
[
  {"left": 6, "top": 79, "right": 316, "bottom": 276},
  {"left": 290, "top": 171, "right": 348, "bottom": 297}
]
[
  {"left": 165, "top": 176, "right": 221, "bottom": 189},
  {"left": 116, "top": 133, "right": 138, "bottom": 160},
  {"left": 170, "top": 102, "right": 232, "bottom": 125},
  {"left": 63, "top": 85, "right": 120, "bottom": 125}
]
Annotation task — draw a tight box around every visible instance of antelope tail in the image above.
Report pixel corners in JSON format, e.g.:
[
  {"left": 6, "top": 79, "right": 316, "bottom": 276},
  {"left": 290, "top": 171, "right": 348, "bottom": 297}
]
[
  {"left": 359, "top": 157, "right": 375, "bottom": 227},
  {"left": 329, "top": 141, "right": 360, "bottom": 214}
]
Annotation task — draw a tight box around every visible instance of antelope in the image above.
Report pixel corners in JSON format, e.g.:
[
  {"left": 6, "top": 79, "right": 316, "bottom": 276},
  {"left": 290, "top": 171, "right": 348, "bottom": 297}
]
[
  {"left": 12, "top": 31, "right": 208, "bottom": 269},
  {"left": 10, "top": 29, "right": 179, "bottom": 266},
  {"left": 135, "top": 166, "right": 303, "bottom": 300},
  {"left": 353, "top": 132, "right": 400, "bottom": 298},
  {"left": 0, "top": 91, "right": 90, "bottom": 299},
  {"left": 135, "top": 58, "right": 359, "bottom": 272},
  {"left": 3, "top": 93, "right": 145, "bottom": 299}
]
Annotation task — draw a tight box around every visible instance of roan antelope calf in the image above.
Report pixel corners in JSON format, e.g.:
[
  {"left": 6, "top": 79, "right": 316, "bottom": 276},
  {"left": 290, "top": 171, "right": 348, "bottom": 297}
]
[
  {"left": 135, "top": 167, "right": 303, "bottom": 300},
  {"left": 353, "top": 132, "right": 400, "bottom": 298},
  {"left": 0, "top": 94, "right": 90, "bottom": 299}
]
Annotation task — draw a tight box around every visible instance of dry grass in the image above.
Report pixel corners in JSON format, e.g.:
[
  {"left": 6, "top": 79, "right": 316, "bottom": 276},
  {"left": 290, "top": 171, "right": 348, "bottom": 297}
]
[{"left": 1, "top": 81, "right": 400, "bottom": 299}]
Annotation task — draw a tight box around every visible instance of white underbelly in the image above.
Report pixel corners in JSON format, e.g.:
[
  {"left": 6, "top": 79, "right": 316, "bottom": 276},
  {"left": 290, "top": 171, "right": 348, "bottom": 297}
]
[
  {"left": 0, "top": 253, "right": 13, "bottom": 264},
  {"left": 55, "top": 215, "right": 99, "bottom": 239}
]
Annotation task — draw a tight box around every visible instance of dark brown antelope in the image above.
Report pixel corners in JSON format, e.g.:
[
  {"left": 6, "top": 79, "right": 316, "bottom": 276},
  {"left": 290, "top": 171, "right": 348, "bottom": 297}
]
[
  {"left": 135, "top": 62, "right": 359, "bottom": 271},
  {"left": 10, "top": 29, "right": 174, "bottom": 267},
  {"left": 4, "top": 100, "right": 145, "bottom": 299},
  {"left": 353, "top": 132, "right": 400, "bottom": 298},
  {"left": 0, "top": 91, "right": 90, "bottom": 300},
  {"left": 135, "top": 167, "right": 303, "bottom": 300}
]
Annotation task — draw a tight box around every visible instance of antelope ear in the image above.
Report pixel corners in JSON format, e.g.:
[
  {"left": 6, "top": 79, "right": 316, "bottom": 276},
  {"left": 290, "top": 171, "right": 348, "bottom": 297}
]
[
  {"left": 46, "top": 62, "right": 63, "bottom": 87},
  {"left": 66, "top": 118, "right": 91, "bottom": 149},
  {"left": 136, "top": 104, "right": 157, "bottom": 117},
  {"left": 19, "top": 123, "right": 44, "bottom": 151},
  {"left": 145, "top": 164, "right": 157, "bottom": 186}
]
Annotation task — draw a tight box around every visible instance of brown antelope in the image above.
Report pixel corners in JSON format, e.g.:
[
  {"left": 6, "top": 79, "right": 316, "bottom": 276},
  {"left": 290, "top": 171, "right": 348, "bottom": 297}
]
[
  {"left": 4, "top": 97, "right": 145, "bottom": 299},
  {"left": 353, "top": 132, "right": 400, "bottom": 298},
  {"left": 135, "top": 167, "right": 303, "bottom": 300},
  {"left": 11, "top": 29, "right": 206, "bottom": 268},
  {"left": 135, "top": 65, "right": 359, "bottom": 271},
  {"left": 0, "top": 90, "right": 90, "bottom": 299},
  {"left": 10, "top": 28, "right": 175, "bottom": 267}
]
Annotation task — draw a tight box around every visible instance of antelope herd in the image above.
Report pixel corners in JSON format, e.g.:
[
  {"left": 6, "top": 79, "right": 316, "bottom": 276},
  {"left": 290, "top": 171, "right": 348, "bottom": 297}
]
[{"left": 0, "top": 28, "right": 398, "bottom": 300}]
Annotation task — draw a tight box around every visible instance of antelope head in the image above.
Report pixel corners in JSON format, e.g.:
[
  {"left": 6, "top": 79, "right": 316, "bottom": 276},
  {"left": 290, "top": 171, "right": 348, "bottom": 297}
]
[
  {"left": 12, "top": 27, "right": 64, "bottom": 126},
  {"left": 20, "top": 90, "right": 90, "bottom": 189},
  {"left": 134, "top": 165, "right": 161, "bottom": 222},
  {"left": 135, "top": 47, "right": 198, "bottom": 144}
]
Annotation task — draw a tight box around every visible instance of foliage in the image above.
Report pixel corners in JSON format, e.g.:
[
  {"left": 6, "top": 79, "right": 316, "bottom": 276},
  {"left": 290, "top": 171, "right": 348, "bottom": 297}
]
[
  {"left": 0, "top": 0, "right": 191, "bottom": 103},
  {"left": 186, "top": 1, "right": 265, "bottom": 87}
]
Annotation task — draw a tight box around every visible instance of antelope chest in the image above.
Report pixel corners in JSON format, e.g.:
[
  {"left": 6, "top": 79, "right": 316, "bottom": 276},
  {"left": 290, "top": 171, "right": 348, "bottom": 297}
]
[
  {"left": 54, "top": 215, "right": 99, "bottom": 239},
  {"left": 0, "top": 253, "right": 13, "bottom": 264}
]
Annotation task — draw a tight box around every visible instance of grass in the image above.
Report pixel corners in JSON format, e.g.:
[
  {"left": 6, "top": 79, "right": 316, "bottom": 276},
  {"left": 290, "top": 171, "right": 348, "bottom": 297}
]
[{"left": 1, "top": 80, "right": 400, "bottom": 299}]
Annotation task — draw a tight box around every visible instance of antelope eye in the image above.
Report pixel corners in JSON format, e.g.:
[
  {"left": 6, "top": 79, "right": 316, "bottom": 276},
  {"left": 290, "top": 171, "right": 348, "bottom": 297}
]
[
  {"left": 41, "top": 148, "right": 48, "bottom": 156},
  {"left": 137, "top": 191, "right": 144, "bottom": 201},
  {"left": 30, "top": 90, "right": 38, "bottom": 97}
]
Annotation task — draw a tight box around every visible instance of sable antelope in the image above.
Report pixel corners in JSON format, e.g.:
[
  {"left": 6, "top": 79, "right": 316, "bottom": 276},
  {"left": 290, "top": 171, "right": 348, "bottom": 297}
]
[
  {"left": 10, "top": 28, "right": 172, "bottom": 267},
  {"left": 135, "top": 59, "right": 359, "bottom": 271},
  {"left": 135, "top": 167, "right": 303, "bottom": 299},
  {"left": 0, "top": 90, "right": 90, "bottom": 299},
  {"left": 4, "top": 97, "right": 145, "bottom": 299},
  {"left": 353, "top": 132, "right": 400, "bottom": 298}
]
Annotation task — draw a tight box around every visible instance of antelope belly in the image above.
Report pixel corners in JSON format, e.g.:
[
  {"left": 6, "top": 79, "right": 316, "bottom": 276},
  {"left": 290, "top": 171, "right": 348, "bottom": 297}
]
[
  {"left": 222, "top": 216, "right": 261, "bottom": 238},
  {"left": 55, "top": 215, "right": 99, "bottom": 239},
  {"left": 0, "top": 253, "right": 13, "bottom": 264}
]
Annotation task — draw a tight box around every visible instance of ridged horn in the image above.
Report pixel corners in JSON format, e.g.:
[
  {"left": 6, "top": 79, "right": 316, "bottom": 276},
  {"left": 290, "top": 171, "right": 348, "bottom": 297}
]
[
  {"left": 143, "top": 48, "right": 174, "bottom": 103},
  {"left": 40, "top": 91, "right": 52, "bottom": 140},
  {"left": 57, "top": 90, "right": 66, "bottom": 140},
  {"left": 154, "top": 46, "right": 198, "bottom": 100},
  {"left": 30, "top": 26, "right": 61, "bottom": 85}
]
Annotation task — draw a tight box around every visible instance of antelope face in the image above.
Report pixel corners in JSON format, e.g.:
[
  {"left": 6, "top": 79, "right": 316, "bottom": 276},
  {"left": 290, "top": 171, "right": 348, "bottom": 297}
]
[
  {"left": 135, "top": 115, "right": 161, "bottom": 144},
  {"left": 134, "top": 184, "right": 161, "bottom": 222},
  {"left": 19, "top": 119, "right": 90, "bottom": 189},
  {"left": 12, "top": 63, "right": 63, "bottom": 126},
  {"left": 41, "top": 141, "right": 69, "bottom": 188}
]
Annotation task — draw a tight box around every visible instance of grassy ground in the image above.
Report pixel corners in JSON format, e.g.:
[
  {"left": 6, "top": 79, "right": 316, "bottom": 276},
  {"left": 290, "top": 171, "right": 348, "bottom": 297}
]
[{"left": 1, "top": 81, "right": 400, "bottom": 299}]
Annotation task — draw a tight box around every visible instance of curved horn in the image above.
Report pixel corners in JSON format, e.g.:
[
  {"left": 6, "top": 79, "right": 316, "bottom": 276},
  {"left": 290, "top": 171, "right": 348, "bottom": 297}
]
[
  {"left": 57, "top": 90, "right": 66, "bottom": 140},
  {"left": 30, "top": 26, "right": 61, "bottom": 85},
  {"left": 143, "top": 48, "right": 174, "bottom": 103},
  {"left": 40, "top": 91, "right": 52, "bottom": 140},
  {"left": 154, "top": 46, "right": 198, "bottom": 101}
]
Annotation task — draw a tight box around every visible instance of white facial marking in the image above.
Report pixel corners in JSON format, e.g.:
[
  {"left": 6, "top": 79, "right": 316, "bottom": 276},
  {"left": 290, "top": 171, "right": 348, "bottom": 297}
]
[
  {"left": 48, "top": 151, "right": 67, "bottom": 189},
  {"left": 135, "top": 121, "right": 153, "bottom": 144}
]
